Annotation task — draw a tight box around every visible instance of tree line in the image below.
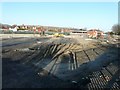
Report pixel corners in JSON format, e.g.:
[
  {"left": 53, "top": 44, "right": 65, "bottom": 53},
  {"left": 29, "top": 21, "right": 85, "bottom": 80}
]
[{"left": 111, "top": 24, "right": 120, "bottom": 35}]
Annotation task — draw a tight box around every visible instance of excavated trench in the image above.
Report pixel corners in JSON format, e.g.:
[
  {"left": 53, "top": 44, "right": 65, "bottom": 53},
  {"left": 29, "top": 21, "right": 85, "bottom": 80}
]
[
  {"left": 7, "top": 43, "right": 108, "bottom": 79},
  {"left": 2, "top": 41, "right": 120, "bottom": 88}
]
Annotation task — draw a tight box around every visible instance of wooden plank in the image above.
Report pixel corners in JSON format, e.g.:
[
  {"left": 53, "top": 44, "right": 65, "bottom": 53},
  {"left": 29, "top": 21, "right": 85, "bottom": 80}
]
[
  {"left": 90, "top": 78, "right": 96, "bottom": 89},
  {"left": 94, "top": 72, "right": 102, "bottom": 89},
  {"left": 99, "top": 73, "right": 107, "bottom": 89},
  {"left": 87, "top": 83, "right": 91, "bottom": 90},
  {"left": 101, "top": 68, "right": 112, "bottom": 81},
  {"left": 94, "top": 48, "right": 104, "bottom": 55},
  {"left": 97, "top": 72, "right": 104, "bottom": 88},
  {"left": 85, "top": 49, "right": 97, "bottom": 61},
  {"left": 114, "top": 82, "right": 120, "bottom": 90}
]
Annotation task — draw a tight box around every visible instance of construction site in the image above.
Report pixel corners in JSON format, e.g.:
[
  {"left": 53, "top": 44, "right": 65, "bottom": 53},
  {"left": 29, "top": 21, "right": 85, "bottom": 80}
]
[{"left": 1, "top": 34, "right": 120, "bottom": 89}]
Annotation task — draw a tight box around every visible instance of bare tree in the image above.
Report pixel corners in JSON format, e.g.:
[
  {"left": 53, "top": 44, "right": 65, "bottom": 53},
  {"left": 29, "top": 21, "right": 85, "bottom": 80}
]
[{"left": 112, "top": 24, "right": 120, "bottom": 35}]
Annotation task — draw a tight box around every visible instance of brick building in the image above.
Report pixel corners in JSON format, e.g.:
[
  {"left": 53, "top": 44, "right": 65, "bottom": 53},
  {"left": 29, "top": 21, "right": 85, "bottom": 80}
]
[{"left": 87, "top": 29, "right": 104, "bottom": 39}]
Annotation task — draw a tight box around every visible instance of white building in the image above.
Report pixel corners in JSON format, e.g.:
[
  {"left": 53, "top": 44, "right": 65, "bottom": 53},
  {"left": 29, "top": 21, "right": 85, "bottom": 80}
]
[{"left": 9, "top": 26, "right": 18, "bottom": 32}]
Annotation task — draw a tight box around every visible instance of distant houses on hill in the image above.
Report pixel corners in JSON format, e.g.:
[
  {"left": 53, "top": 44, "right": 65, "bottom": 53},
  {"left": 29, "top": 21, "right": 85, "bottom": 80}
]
[{"left": 0, "top": 23, "right": 104, "bottom": 38}]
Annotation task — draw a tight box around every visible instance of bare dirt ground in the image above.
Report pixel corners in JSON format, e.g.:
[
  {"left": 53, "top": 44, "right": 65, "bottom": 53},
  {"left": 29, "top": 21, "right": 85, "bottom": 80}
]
[{"left": 1, "top": 35, "right": 120, "bottom": 89}]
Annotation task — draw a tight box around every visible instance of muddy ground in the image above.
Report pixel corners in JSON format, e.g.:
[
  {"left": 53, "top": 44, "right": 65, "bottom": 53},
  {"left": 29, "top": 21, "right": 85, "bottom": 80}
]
[{"left": 2, "top": 36, "right": 120, "bottom": 89}]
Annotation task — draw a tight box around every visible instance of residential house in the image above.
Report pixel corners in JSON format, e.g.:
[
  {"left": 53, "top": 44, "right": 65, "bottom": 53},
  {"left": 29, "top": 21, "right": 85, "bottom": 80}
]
[{"left": 87, "top": 29, "right": 104, "bottom": 39}]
